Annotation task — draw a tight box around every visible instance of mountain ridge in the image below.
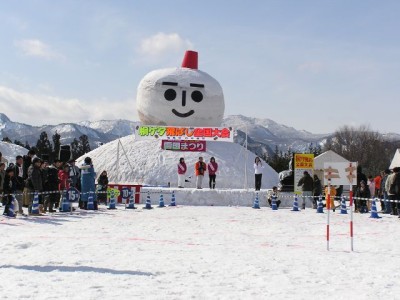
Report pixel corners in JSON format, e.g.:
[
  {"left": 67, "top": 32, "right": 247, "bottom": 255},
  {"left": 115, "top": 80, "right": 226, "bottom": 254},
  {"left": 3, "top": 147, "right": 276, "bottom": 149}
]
[{"left": 1, "top": 113, "right": 399, "bottom": 157}]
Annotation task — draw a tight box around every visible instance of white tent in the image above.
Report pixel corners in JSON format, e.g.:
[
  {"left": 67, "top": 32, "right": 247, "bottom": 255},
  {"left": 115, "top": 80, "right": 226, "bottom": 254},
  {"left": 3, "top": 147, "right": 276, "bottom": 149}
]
[
  {"left": 389, "top": 149, "right": 400, "bottom": 169},
  {"left": 314, "top": 150, "right": 349, "bottom": 185}
]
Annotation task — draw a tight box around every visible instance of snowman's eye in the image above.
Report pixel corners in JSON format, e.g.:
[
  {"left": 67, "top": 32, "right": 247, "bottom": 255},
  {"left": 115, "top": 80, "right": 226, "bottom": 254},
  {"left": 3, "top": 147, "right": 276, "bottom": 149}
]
[
  {"left": 164, "top": 89, "right": 177, "bottom": 101},
  {"left": 191, "top": 90, "right": 203, "bottom": 103}
]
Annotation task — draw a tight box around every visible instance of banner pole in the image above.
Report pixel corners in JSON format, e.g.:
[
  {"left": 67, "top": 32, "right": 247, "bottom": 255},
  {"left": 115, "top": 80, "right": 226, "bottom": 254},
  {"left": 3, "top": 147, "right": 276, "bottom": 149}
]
[
  {"left": 349, "top": 187, "right": 354, "bottom": 251},
  {"left": 327, "top": 179, "right": 331, "bottom": 251}
]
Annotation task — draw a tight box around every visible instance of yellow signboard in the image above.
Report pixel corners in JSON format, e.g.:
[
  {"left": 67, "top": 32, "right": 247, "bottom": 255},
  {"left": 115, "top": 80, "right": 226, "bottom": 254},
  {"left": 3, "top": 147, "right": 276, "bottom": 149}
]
[{"left": 294, "top": 153, "right": 314, "bottom": 194}]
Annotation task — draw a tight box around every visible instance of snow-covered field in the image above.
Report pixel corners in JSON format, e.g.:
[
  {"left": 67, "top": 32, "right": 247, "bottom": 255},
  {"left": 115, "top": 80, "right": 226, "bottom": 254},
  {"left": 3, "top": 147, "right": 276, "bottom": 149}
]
[{"left": 1, "top": 202, "right": 399, "bottom": 300}]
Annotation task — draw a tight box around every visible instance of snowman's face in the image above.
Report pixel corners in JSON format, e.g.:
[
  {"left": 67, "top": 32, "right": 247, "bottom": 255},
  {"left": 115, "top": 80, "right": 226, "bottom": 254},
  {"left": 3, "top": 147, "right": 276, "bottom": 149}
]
[{"left": 136, "top": 68, "right": 225, "bottom": 126}]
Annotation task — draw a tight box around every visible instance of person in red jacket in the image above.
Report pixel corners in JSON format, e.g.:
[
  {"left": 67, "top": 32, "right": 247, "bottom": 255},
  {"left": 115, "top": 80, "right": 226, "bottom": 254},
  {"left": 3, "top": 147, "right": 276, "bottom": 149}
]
[
  {"left": 207, "top": 157, "right": 218, "bottom": 189},
  {"left": 194, "top": 157, "right": 206, "bottom": 189},
  {"left": 177, "top": 157, "right": 187, "bottom": 188},
  {"left": 58, "top": 164, "right": 70, "bottom": 191}
]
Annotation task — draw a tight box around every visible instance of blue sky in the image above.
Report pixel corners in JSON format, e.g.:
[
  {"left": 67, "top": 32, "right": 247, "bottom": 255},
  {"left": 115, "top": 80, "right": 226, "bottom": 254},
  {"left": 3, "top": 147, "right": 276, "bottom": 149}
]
[{"left": 0, "top": 0, "right": 399, "bottom": 133}]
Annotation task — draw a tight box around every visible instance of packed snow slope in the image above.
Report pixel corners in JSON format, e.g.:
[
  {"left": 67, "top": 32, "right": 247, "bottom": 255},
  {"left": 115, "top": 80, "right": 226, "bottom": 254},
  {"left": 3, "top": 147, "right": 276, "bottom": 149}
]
[
  {"left": 0, "top": 141, "right": 28, "bottom": 164},
  {"left": 77, "top": 135, "right": 279, "bottom": 189},
  {"left": 1, "top": 204, "right": 399, "bottom": 299}
]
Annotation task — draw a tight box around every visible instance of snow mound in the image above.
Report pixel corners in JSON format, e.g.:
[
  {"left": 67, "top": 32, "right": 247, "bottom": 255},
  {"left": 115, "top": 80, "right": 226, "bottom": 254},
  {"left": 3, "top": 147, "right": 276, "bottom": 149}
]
[{"left": 77, "top": 135, "right": 279, "bottom": 189}]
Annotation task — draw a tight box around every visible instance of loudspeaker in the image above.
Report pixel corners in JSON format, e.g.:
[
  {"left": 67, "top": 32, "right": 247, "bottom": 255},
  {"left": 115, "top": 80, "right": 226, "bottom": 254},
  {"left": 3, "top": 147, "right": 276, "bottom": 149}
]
[{"left": 59, "top": 145, "right": 72, "bottom": 163}]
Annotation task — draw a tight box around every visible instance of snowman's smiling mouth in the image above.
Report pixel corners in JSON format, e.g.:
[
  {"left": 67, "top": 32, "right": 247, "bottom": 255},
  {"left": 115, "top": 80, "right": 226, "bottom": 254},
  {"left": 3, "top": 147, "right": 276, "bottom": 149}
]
[{"left": 172, "top": 109, "right": 195, "bottom": 118}]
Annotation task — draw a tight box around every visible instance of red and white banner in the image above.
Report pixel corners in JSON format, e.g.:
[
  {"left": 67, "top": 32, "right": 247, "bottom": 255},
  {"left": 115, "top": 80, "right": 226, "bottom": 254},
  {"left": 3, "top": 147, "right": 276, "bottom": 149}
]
[{"left": 161, "top": 140, "right": 206, "bottom": 152}]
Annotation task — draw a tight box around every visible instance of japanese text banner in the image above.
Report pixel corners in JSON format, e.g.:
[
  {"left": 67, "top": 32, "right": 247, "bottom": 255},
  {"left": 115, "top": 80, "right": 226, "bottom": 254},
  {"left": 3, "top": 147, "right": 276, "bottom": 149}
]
[
  {"left": 161, "top": 140, "right": 206, "bottom": 152},
  {"left": 135, "top": 125, "right": 234, "bottom": 142},
  {"left": 294, "top": 153, "right": 314, "bottom": 194}
]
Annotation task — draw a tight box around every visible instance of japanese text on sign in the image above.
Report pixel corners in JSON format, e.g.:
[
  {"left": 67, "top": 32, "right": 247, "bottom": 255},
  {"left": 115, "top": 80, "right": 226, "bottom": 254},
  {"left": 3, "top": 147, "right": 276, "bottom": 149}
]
[
  {"left": 135, "top": 126, "right": 234, "bottom": 142},
  {"left": 295, "top": 154, "right": 314, "bottom": 169},
  {"left": 294, "top": 153, "right": 314, "bottom": 194},
  {"left": 161, "top": 140, "right": 206, "bottom": 152}
]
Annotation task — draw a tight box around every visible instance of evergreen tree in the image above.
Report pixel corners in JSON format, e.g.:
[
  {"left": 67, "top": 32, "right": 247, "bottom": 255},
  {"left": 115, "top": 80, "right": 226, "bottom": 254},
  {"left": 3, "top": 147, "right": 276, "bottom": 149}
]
[
  {"left": 78, "top": 134, "right": 91, "bottom": 154},
  {"left": 70, "top": 138, "right": 81, "bottom": 159},
  {"left": 36, "top": 131, "right": 53, "bottom": 161},
  {"left": 2, "top": 137, "right": 12, "bottom": 142},
  {"left": 14, "top": 140, "right": 24, "bottom": 147},
  {"left": 52, "top": 131, "right": 61, "bottom": 162},
  {"left": 267, "top": 146, "right": 292, "bottom": 173}
]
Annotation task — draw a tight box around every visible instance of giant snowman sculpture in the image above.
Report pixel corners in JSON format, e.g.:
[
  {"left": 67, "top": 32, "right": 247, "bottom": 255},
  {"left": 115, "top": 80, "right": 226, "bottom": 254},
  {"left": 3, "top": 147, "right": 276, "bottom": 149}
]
[
  {"left": 136, "top": 50, "right": 225, "bottom": 126},
  {"left": 77, "top": 50, "right": 279, "bottom": 197}
]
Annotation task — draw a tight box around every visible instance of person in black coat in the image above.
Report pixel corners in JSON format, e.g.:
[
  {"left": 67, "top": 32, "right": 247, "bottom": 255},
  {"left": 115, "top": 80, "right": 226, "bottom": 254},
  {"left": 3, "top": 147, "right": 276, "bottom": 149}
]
[
  {"left": 2, "top": 167, "right": 17, "bottom": 216},
  {"left": 44, "top": 160, "right": 61, "bottom": 212},
  {"left": 355, "top": 166, "right": 368, "bottom": 211},
  {"left": 14, "top": 156, "right": 25, "bottom": 214},
  {"left": 355, "top": 180, "right": 370, "bottom": 213},
  {"left": 97, "top": 170, "right": 109, "bottom": 205},
  {"left": 312, "top": 174, "right": 322, "bottom": 209},
  {"left": 297, "top": 171, "right": 314, "bottom": 209}
]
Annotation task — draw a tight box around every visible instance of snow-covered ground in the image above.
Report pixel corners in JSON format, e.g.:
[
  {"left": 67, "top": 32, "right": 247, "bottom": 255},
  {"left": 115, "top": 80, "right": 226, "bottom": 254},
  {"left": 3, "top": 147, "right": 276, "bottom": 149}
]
[
  {"left": 77, "top": 135, "right": 279, "bottom": 189},
  {"left": 1, "top": 201, "right": 399, "bottom": 299}
]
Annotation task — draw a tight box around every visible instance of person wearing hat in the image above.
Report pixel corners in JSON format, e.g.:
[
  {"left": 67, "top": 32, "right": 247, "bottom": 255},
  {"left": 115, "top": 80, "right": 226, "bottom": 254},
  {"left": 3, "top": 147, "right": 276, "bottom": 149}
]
[{"left": 2, "top": 166, "right": 16, "bottom": 216}]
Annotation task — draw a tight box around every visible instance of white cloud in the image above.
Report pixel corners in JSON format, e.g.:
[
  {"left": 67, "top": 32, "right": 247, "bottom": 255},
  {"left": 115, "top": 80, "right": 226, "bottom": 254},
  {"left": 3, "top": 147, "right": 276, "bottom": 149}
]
[
  {"left": 0, "top": 86, "right": 137, "bottom": 126},
  {"left": 138, "top": 32, "right": 193, "bottom": 58},
  {"left": 14, "top": 39, "right": 65, "bottom": 61}
]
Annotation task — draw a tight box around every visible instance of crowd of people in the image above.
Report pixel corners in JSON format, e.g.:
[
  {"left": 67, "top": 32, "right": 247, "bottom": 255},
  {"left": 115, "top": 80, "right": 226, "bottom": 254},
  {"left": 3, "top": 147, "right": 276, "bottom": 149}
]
[
  {"left": 295, "top": 166, "right": 400, "bottom": 218},
  {"left": 1, "top": 150, "right": 109, "bottom": 217},
  {"left": 2, "top": 149, "right": 400, "bottom": 219}
]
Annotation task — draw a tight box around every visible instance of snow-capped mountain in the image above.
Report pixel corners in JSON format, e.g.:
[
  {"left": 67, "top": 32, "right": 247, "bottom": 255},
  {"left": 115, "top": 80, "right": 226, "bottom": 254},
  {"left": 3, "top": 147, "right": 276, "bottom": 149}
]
[
  {"left": 222, "top": 115, "right": 330, "bottom": 153},
  {"left": 78, "top": 119, "right": 139, "bottom": 137},
  {"left": 1, "top": 113, "right": 399, "bottom": 158},
  {"left": 0, "top": 113, "right": 137, "bottom": 148}
]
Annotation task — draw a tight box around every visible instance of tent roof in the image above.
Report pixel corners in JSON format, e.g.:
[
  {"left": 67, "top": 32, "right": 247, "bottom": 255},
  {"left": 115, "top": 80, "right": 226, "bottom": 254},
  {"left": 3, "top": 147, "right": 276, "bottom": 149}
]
[
  {"left": 389, "top": 149, "right": 400, "bottom": 169},
  {"left": 314, "top": 150, "right": 349, "bottom": 170}
]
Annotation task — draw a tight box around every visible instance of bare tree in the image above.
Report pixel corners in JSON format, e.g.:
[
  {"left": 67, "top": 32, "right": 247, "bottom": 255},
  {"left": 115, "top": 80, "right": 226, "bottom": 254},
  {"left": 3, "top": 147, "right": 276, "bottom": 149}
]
[{"left": 324, "top": 125, "right": 390, "bottom": 175}]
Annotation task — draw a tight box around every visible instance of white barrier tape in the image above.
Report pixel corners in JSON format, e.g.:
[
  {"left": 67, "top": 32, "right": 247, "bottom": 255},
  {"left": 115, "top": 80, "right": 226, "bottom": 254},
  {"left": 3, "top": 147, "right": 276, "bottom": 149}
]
[
  {"left": 1, "top": 190, "right": 399, "bottom": 202},
  {"left": 0, "top": 189, "right": 175, "bottom": 198}
]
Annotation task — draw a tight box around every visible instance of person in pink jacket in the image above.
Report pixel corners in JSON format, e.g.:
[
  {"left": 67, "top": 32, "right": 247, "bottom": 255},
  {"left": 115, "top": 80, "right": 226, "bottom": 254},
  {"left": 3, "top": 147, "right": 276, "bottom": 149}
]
[
  {"left": 177, "top": 157, "right": 187, "bottom": 188},
  {"left": 207, "top": 157, "right": 218, "bottom": 189}
]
